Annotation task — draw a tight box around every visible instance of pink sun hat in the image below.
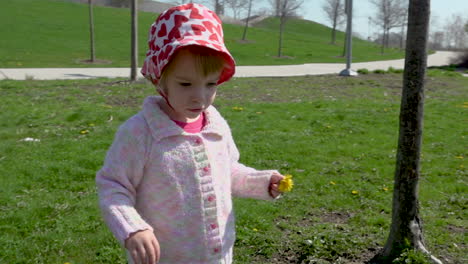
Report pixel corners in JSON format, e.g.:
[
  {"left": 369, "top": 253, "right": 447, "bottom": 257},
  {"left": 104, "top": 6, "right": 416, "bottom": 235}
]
[{"left": 141, "top": 3, "right": 236, "bottom": 86}]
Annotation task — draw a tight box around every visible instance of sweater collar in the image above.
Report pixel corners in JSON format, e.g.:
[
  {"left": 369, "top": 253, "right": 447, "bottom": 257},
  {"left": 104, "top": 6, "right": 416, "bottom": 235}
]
[{"left": 142, "top": 96, "right": 225, "bottom": 143}]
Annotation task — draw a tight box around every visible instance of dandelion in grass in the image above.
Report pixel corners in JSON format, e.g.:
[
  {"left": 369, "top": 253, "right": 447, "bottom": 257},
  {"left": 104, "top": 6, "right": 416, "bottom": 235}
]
[
  {"left": 279, "top": 174, "right": 294, "bottom": 192},
  {"left": 232, "top": 106, "right": 244, "bottom": 111},
  {"left": 351, "top": 190, "right": 359, "bottom": 195},
  {"left": 80, "top": 129, "right": 89, "bottom": 135},
  {"left": 455, "top": 156, "right": 464, "bottom": 159},
  {"left": 329, "top": 181, "right": 336, "bottom": 185},
  {"left": 382, "top": 187, "right": 389, "bottom": 192},
  {"left": 253, "top": 228, "right": 258, "bottom": 232}
]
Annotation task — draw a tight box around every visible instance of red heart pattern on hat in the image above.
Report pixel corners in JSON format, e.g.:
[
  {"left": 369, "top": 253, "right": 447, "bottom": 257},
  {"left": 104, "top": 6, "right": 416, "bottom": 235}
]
[{"left": 141, "top": 3, "right": 235, "bottom": 86}]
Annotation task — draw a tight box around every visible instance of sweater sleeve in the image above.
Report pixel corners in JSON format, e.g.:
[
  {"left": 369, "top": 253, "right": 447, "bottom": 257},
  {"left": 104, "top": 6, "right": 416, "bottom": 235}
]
[
  {"left": 96, "top": 116, "right": 153, "bottom": 245},
  {"left": 226, "top": 128, "right": 277, "bottom": 201}
]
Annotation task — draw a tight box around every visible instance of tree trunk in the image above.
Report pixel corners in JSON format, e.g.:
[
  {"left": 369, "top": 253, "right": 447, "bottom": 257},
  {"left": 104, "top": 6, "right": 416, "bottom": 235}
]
[
  {"left": 370, "top": 1, "right": 441, "bottom": 263},
  {"left": 278, "top": 15, "right": 285, "bottom": 57},
  {"left": 385, "top": 28, "right": 390, "bottom": 48},
  {"left": 380, "top": 25, "right": 385, "bottom": 54},
  {"left": 330, "top": 1, "right": 337, "bottom": 45},
  {"left": 130, "top": 0, "right": 138, "bottom": 81},
  {"left": 88, "top": 0, "right": 96, "bottom": 62},
  {"left": 242, "top": 0, "right": 252, "bottom": 41},
  {"left": 331, "top": 20, "right": 337, "bottom": 45},
  {"left": 341, "top": 31, "right": 346, "bottom": 57}
]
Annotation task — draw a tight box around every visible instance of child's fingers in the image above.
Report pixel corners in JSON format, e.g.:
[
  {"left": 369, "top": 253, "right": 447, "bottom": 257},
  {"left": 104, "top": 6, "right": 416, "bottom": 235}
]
[
  {"left": 137, "top": 245, "right": 147, "bottom": 264},
  {"left": 130, "top": 248, "right": 143, "bottom": 264},
  {"left": 152, "top": 238, "right": 161, "bottom": 263},
  {"left": 271, "top": 173, "right": 284, "bottom": 183},
  {"left": 145, "top": 239, "right": 159, "bottom": 264},
  {"left": 270, "top": 189, "right": 281, "bottom": 198},
  {"left": 144, "top": 243, "right": 155, "bottom": 264},
  {"left": 271, "top": 183, "right": 279, "bottom": 191}
]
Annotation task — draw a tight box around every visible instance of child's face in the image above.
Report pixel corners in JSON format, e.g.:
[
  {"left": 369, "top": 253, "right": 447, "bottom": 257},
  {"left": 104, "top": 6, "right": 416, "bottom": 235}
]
[{"left": 162, "top": 49, "right": 221, "bottom": 122}]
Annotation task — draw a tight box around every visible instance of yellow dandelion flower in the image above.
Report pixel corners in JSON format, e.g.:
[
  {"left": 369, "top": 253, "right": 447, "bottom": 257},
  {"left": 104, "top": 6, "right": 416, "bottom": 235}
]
[
  {"left": 455, "top": 156, "right": 464, "bottom": 159},
  {"left": 80, "top": 129, "right": 89, "bottom": 135},
  {"left": 382, "top": 187, "right": 389, "bottom": 192},
  {"left": 330, "top": 181, "right": 336, "bottom": 185},
  {"left": 88, "top": 123, "right": 95, "bottom": 127},
  {"left": 351, "top": 190, "right": 359, "bottom": 195},
  {"left": 253, "top": 228, "right": 258, "bottom": 232},
  {"left": 278, "top": 174, "right": 294, "bottom": 192},
  {"left": 232, "top": 106, "right": 244, "bottom": 111}
]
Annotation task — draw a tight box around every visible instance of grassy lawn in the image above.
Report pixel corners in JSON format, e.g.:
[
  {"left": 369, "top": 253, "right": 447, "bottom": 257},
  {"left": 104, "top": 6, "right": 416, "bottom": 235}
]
[
  {"left": 0, "top": 71, "right": 466, "bottom": 263},
  {"left": 0, "top": 0, "right": 405, "bottom": 68}
]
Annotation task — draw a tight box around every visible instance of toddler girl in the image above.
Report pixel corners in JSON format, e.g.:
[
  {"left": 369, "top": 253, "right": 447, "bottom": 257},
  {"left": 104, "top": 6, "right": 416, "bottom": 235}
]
[{"left": 96, "top": 3, "right": 285, "bottom": 264}]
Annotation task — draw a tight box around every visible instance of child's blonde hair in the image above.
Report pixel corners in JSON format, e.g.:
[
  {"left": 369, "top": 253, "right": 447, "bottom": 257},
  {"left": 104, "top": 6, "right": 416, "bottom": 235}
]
[{"left": 158, "top": 45, "right": 226, "bottom": 93}]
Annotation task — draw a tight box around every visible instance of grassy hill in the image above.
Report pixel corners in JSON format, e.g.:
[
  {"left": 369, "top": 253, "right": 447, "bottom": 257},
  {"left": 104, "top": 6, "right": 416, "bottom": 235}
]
[{"left": 0, "top": 0, "right": 405, "bottom": 68}]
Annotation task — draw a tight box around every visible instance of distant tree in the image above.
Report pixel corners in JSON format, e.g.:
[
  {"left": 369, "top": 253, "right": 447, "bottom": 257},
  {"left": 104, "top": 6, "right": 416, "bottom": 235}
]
[
  {"left": 88, "top": 0, "right": 96, "bottom": 62},
  {"left": 322, "top": 0, "right": 345, "bottom": 45},
  {"left": 109, "top": 0, "right": 144, "bottom": 8},
  {"left": 269, "top": 0, "right": 281, "bottom": 17},
  {"left": 443, "top": 14, "right": 468, "bottom": 50},
  {"left": 241, "top": 0, "right": 253, "bottom": 41},
  {"left": 274, "top": 0, "right": 303, "bottom": 57},
  {"left": 225, "top": 0, "right": 248, "bottom": 19},
  {"left": 369, "top": 0, "right": 443, "bottom": 263},
  {"left": 429, "top": 31, "right": 444, "bottom": 50},
  {"left": 370, "top": 0, "right": 407, "bottom": 54},
  {"left": 213, "top": 0, "right": 225, "bottom": 15},
  {"left": 428, "top": 13, "right": 441, "bottom": 50},
  {"left": 130, "top": 0, "right": 138, "bottom": 81},
  {"left": 374, "top": 31, "right": 405, "bottom": 48}
]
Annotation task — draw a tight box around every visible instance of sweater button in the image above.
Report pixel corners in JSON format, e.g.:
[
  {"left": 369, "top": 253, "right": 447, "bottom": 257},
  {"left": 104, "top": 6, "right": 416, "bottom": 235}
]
[
  {"left": 207, "top": 195, "right": 216, "bottom": 202},
  {"left": 210, "top": 223, "right": 218, "bottom": 230},
  {"left": 194, "top": 138, "right": 202, "bottom": 145},
  {"left": 213, "top": 247, "right": 220, "bottom": 254},
  {"left": 203, "top": 166, "right": 210, "bottom": 173}
]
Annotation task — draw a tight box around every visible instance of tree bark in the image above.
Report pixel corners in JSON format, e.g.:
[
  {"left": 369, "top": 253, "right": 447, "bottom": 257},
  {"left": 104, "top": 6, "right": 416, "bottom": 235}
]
[
  {"left": 241, "top": 0, "right": 252, "bottom": 41},
  {"left": 380, "top": 25, "right": 385, "bottom": 54},
  {"left": 88, "top": 0, "right": 96, "bottom": 62},
  {"left": 130, "top": 0, "right": 138, "bottom": 81},
  {"left": 370, "top": 1, "right": 441, "bottom": 263},
  {"left": 278, "top": 15, "right": 284, "bottom": 57},
  {"left": 331, "top": 19, "right": 337, "bottom": 45}
]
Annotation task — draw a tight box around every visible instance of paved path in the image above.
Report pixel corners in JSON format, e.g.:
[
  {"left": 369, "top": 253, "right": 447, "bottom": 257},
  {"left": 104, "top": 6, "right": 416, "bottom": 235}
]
[{"left": 0, "top": 51, "right": 465, "bottom": 80}]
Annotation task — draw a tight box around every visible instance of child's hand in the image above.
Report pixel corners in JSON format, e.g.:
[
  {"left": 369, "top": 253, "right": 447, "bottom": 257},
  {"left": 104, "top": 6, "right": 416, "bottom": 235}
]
[
  {"left": 125, "top": 229, "right": 160, "bottom": 264},
  {"left": 269, "top": 173, "right": 285, "bottom": 198}
]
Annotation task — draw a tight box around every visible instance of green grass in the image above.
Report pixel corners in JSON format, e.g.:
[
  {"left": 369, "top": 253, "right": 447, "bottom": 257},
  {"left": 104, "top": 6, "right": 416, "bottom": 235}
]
[
  {"left": 0, "top": 72, "right": 466, "bottom": 263},
  {"left": 0, "top": 0, "right": 405, "bottom": 68}
]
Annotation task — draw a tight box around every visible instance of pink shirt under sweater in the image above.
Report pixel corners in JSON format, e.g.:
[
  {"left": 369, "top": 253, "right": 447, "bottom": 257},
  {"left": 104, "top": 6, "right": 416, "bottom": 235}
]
[
  {"left": 172, "top": 112, "right": 206, "bottom": 133},
  {"left": 96, "top": 96, "right": 278, "bottom": 264}
]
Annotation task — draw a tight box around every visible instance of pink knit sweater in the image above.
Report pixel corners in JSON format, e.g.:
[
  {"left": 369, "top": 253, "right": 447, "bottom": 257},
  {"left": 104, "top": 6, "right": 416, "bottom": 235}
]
[{"left": 96, "top": 96, "right": 277, "bottom": 263}]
